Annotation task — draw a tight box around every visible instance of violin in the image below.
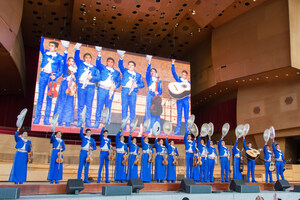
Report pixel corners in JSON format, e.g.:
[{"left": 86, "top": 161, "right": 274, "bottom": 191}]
[
  {"left": 150, "top": 76, "right": 163, "bottom": 116},
  {"left": 109, "top": 147, "right": 115, "bottom": 161},
  {"left": 172, "top": 155, "right": 178, "bottom": 166},
  {"left": 65, "top": 71, "right": 76, "bottom": 96},
  {"left": 193, "top": 153, "right": 202, "bottom": 167},
  {"left": 122, "top": 153, "right": 128, "bottom": 165},
  {"left": 47, "top": 72, "right": 58, "bottom": 98},
  {"left": 148, "top": 151, "right": 153, "bottom": 163},
  {"left": 134, "top": 154, "right": 141, "bottom": 165},
  {"left": 56, "top": 149, "right": 63, "bottom": 163},
  {"left": 86, "top": 148, "right": 93, "bottom": 163},
  {"left": 162, "top": 154, "right": 168, "bottom": 165},
  {"left": 239, "top": 156, "right": 244, "bottom": 172}
]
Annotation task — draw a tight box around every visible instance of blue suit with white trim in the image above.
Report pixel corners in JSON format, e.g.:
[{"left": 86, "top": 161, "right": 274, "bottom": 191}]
[
  {"left": 272, "top": 142, "right": 285, "bottom": 181},
  {"left": 33, "top": 37, "right": 63, "bottom": 125},
  {"left": 184, "top": 130, "right": 195, "bottom": 179},
  {"left": 94, "top": 56, "right": 121, "bottom": 127},
  {"left": 165, "top": 137, "right": 179, "bottom": 182},
  {"left": 127, "top": 135, "right": 139, "bottom": 180},
  {"left": 118, "top": 59, "right": 144, "bottom": 124},
  {"left": 74, "top": 49, "right": 100, "bottom": 127},
  {"left": 145, "top": 63, "right": 162, "bottom": 131},
  {"left": 77, "top": 127, "right": 97, "bottom": 182},
  {"left": 197, "top": 137, "right": 208, "bottom": 182},
  {"left": 218, "top": 138, "right": 230, "bottom": 182},
  {"left": 97, "top": 127, "right": 111, "bottom": 183},
  {"left": 114, "top": 131, "right": 128, "bottom": 182},
  {"left": 140, "top": 135, "right": 154, "bottom": 182},
  {"left": 171, "top": 64, "right": 190, "bottom": 134},
  {"left": 264, "top": 144, "right": 274, "bottom": 183},
  {"left": 207, "top": 139, "right": 218, "bottom": 182},
  {"left": 232, "top": 140, "right": 242, "bottom": 180},
  {"left": 243, "top": 139, "right": 257, "bottom": 182},
  {"left": 154, "top": 138, "right": 167, "bottom": 182}
]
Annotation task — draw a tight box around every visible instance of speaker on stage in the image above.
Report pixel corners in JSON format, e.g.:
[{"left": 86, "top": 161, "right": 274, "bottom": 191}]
[
  {"left": 179, "top": 179, "right": 195, "bottom": 192},
  {"left": 127, "top": 178, "right": 144, "bottom": 193},
  {"left": 235, "top": 185, "right": 260, "bottom": 193},
  {"left": 102, "top": 186, "right": 132, "bottom": 196},
  {"left": 293, "top": 185, "right": 300, "bottom": 192},
  {"left": 274, "top": 180, "right": 291, "bottom": 191},
  {"left": 66, "top": 179, "right": 84, "bottom": 195},
  {"left": 230, "top": 179, "right": 245, "bottom": 191},
  {"left": 0, "top": 188, "right": 20, "bottom": 199}
]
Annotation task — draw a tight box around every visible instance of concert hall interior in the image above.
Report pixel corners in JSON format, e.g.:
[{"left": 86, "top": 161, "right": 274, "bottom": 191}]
[{"left": 0, "top": 0, "right": 300, "bottom": 198}]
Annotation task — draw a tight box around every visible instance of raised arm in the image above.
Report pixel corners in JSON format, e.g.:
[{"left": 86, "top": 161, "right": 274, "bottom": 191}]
[
  {"left": 141, "top": 135, "right": 145, "bottom": 147},
  {"left": 171, "top": 63, "right": 180, "bottom": 82},
  {"left": 146, "top": 63, "right": 151, "bottom": 86},
  {"left": 40, "top": 37, "right": 45, "bottom": 54},
  {"left": 14, "top": 130, "right": 20, "bottom": 142},
  {"left": 99, "top": 127, "right": 105, "bottom": 142},
  {"left": 118, "top": 58, "right": 126, "bottom": 74},
  {"left": 218, "top": 138, "right": 222, "bottom": 150},
  {"left": 206, "top": 138, "right": 211, "bottom": 148},
  {"left": 96, "top": 55, "right": 106, "bottom": 71},
  {"left": 128, "top": 135, "right": 133, "bottom": 147},
  {"left": 80, "top": 127, "right": 85, "bottom": 141},
  {"left": 165, "top": 137, "right": 170, "bottom": 149},
  {"left": 50, "top": 133, "right": 56, "bottom": 143},
  {"left": 115, "top": 131, "right": 122, "bottom": 145},
  {"left": 154, "top": 138, "right": 158, "bottom": 148},
  {"left": 74, "top": 49, "right": 81, "bottom": 67},
  {"left": 233, "top": 140, "right": 238, "bottom": 150},
  {"left": 263, "top": 144, "right": 267, "bottom": 154},
  {"left": 184, "top": 130, "right": 189, "bottom": 144},
  {"left": 243, "top": 138, "right": 247, "bottom": 150}
]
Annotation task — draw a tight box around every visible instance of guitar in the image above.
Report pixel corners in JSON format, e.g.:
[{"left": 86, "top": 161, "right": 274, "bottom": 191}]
[
  {"left": 168, "top": 82, "right": 190, "bottom": 100},
  {"left": 269, "top": 160, "right": 275, "bottom": 171},
  {"left": 150, "top": 77, "right": 163, "bottom": 116},
  {"left": 65, "top": 71, "right": 76, "bottom": 96},
  {"left": 47, "top": 72, "right": 58, "bottom": 98},
  {"left": 246, "top": 149, "right": 260, "bottom": 160}
]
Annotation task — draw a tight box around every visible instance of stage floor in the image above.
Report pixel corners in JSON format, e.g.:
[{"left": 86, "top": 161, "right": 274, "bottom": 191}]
[{"left": 17, "top": 191, "right": 300, "bottom": 200}]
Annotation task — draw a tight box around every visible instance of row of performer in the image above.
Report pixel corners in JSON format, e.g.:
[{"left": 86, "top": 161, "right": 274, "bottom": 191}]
[
  {"left": 9, "top": 123, "right": 286, "bottom": 184},
  {"left": 33, "top": 38, "right": 190, "bottom": 135}
]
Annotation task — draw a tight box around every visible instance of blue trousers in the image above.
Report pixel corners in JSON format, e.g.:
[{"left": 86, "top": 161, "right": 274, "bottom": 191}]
[
  {"left": 9, "top": 151, "right": 28, "bottom": 183},
  {"left": 140, "top": 153, "right": 152, "bottom": 182},
  {"left": 275, "top": 161, "right": 285, "bottom": 180},
  {"left": 193, "top": 163, "right": 200, "bottom": 182},
  {"left": 155, "top": 155, "right": 166, "bottom": 181},
  {"left": 97, "top": 151, "right": 109, "bottom": 182},
  {"left": 121, "top": 88, "right": 137, "bottom": 125},
  {"left": 175, "top": 97, "right": 189, "bottom": 134},
  {"left": 53, "top": 80, "right": 75, "bottom": 125},
  {"left": 95, "top": 87, "right": 114, "bottom": 126},
  {"left": 115, "top": 153, "right": 127, "bottom": 181},
  {"left": 200, "top": 157, "right": 207, "bottom": 182},
  {"left": 264, "top": 161, "right": 274, "bottom": 183},
  {"left": 246, "top": 159, "right": 256, "bottom": 182},
  {"left": 77, "top": 150, "right": 90, "bottom": 181},
  {"left": 144, "top": 92, "right": 161, "bottom": 131},
  {"left": 186, "top": 152, "right": 193, "bottom": 179},
  {"left": 34, "top": 71, "right": 53, "bottom": 123},
  {"left": 233, "top": 157, "right": 242, "bottom": 179},
  {"left": 207, "top": 158, "right": 215, "bottom": 182},
  {"left": 77, "top": 84, "right": 95, "bottom": 126},
  {"left": 166, "top": 155, "right": 176, "bottom": 181},
  {"left": 220, "top": 157, "right": 229, "bottom": 182},
  {"left": 127, "top": 154, "right": 138, "bottom": 180},
  {"left": 47, "top": 149, "right": 63, "bottom": 181}
]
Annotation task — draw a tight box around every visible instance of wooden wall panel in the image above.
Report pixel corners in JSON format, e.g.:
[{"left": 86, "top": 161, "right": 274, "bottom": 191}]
[{"left": 289, "top": 0, "right": 300, "bottom": 70}]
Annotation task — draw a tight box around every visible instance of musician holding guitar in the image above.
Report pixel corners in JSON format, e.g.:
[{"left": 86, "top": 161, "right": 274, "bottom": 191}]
[
  {"left": 77, "top": 127, "right": 96, "bottom": 183},
  {"left": 263, "top": 143, "right": 275, "bottom": 183},
  {"left": 97, "top": 123, "right": 112, "bottom": 183},
  {"left": 47, "top": 131, "right": 65, "bottom": 184},
  {"left": 272, "top": 139, "right": 286, "bottom": 181},
  {"left": 33, "top": 37, "right": 63, "bottom": 125},
  {"left": 144, "top": 56, "right": 163, "bottom": 132},
  {"left": 192, "top": 147, "right": 201, "bottom": 183},
  {"left": 184, "top": 130, "right": 196, "bottom": 179},
  {"left": 53, "top": 42, "right": 77, "bottom": 127},
  {"left": 171, "top": 59, "right": 190, "bottom": 135},
  {"left": 165, "top": 136, "right": 179, "bottom": 183},
  {"left": 243, "top": 136, "right": 258, "bottom": 183},
  {"left": 197, "top": 136, "right": 208, "bottom": 182},
  {"left": 154, "top": 137, "right": 167, "bottom": 183},
  {"left": 232, "top": 138, "right": 243, "bottom": 180},
  {"left": 114, "top": 130, "right": 128, "bottom": 183},
  {"left": 127, "top": 134, "right": 140, "bottom": 180},
  {"left": 140, "top": 131, "right": 154, "bottom": 183}
]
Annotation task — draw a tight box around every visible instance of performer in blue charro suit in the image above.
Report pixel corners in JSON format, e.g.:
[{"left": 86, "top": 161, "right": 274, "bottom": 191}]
[
  {"left": 272, "top": 139, "right": 286, "bottom": 181},
  {"left": 192, "top": 147, "right": 200, "bottom": 182},
  {"left": 144, "top": 57, "right": 162, "bottom": 131},
  {"left": 218, "top": 137, "right": 231, "bottom": 182},
  {"left": 243, "top": 135, "right": 257, "bottom": 183},
  {"left": 74, "top": 43, "right": 100, "bottom": 127},
  {"left": 9, "top": 129, "right": 32, "bottom": 184},
  {"left": 232, "top": 138, "right": 243, "bottom": 180},
  {"left": 97, "top": 123, "right": 111, "bottom": 183},
  {"left": 171, "top": 59, "right": 190, "bottom": 134},
  {"left": 118, "top": 52, "right": 144, "bottom": 126},
  {"left": 94, "top": 48, "right": 121, "bottom": 127},
  {"left": 197, "top": 136, "right": 208, "bottom": 182},
  {"left": 77, "top": 126, "right": 96, "bottom": 183},
  {"left": 165, "top": 136, "right": 179, "bottom": 183},
  {"left": 154, "top": 137, "right": 167, "bottom": 183},
  {"left": 114, "top": 130, "right": 128, "bottom": 183},
  {"left": 207, "top": 136, "right": 218, "bottom": 182},
  {"left": 53, "top": 48, "right": 77, "bottom": 126},
  {"left": 127, "top": 134, "right": 139, "bottom": 180},
  {"left": 140, "top": 134, "right": 154, "bottom": 183},
  {"left": 33, "top": 37, "right": 63, "bottom": 125},
  {"left": 47, "top": 131, "right": 65, "bottom": 184},
  {"left": 184, "top": 130, "right": 195, "bottom": 179},
  {"left": 264, "top": 142, "right": 274, "bottom": 183}
]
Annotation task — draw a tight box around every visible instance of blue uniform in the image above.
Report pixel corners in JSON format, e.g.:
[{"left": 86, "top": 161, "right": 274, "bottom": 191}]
[
  {"left": 47, "top": 134, "right": 65, "bottom": 183},
  {"left": 114, "top": 131, "right": 128, "bottom": 182},
  {"left": 97, "top": 127, "right": 111, "bottom": 183},
  {"left": 9, "top": 131, "right": 31, "bottom": 184},
  {"left": 243, "top": 139, "right": 257, "bottom": 182},
  {"left": 33, "top": 37, "right": 63, "bottom": 125},
  {"left": 74, "top": 49, "right": 100, "bottom": 127},
  {"left": 192, "top": 148, "right": 200, "bottom": 182},
  {"left": 207, "top": 139, "right": 218, "bottom": 182},
  {"left": 264, "top": 144, "right": 274, "bottom": 183},
  {"left": 272, "top": 142, "right": 286, "bottom": 181},
  {"left": 53, "top": 52, "right": 77, "bottom": 126},
  {"left": 94, "top": 56, "right": 121, "bottom": 127},
  {"left": 218, "top": 139, "right": 230, "bottom": 182},
  {"left": 184, "top": 131, "right": 195, "bottom": 179},
  {"left": 140, "top": 135, "right": 154, "bottom": 182},
  {"left": 197, "top": 137, "right": 208, "bottom": 182},
  {"left": 171, "top": 64, "right": 190, "bottom": 134},
  {"left": 144, "top": 64, "right": 162, "bottom": 131},
  {"left": 118, "top": 59, "right": 144, "bottom": 125},
  {"left": 232, "top": 140, "right": 242, "bottom": 180},
  {"left": 154, "top": 138, "right": 167, "bottom": 182},
  {"left": 77, "top": 127, "right": 97, "bottom": 182},
  {"left": 127, "top": 135, "right": 139, "bottom": 180},
  {"left": 165, "top": 137, "right": 179, "bottom": 182}
]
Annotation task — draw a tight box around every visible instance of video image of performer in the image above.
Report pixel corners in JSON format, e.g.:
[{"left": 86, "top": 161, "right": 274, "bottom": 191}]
[{"left": 31, "top": 37, "right": 190, "bottom": 137}]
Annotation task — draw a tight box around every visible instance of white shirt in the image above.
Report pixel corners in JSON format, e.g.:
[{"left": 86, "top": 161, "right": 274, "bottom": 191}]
[
  {"left": 101, "top": 138, "right": 109, "bottom": 150},
  {"left": 82, "top": 136, "right": 91, "bottom": 149}
]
